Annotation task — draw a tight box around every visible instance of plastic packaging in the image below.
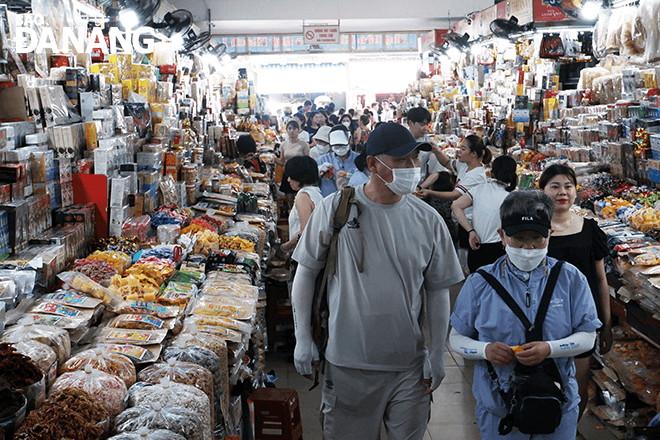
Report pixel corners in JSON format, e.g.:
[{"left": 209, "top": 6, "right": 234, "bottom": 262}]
[
  {"left": 114, "top": 402, "right": 205, "bottom": 440},
  {"left": 637, "top": 0, "right": 660, "bottom": 63},
  {"left": 137, "top": 359, "right": 214, "bottom": 409},
  {"left": 108, "top": 428, "right": 187, "bottom": 440},
  {"left": 60, "top": 348, "right": 136, "bottom": 389},
  {"left": 122, "top": 215, "right": 152, "bottom": 242},
  {"left": 58, "top": 271, "right": 122, "bottom": 308},
  {"left": 1, "top": 322, "right": 71, "bottom": 365},
  {"left": 107, "top": 313, "right": 168, "bottom": 331},
  {"left": 0, "top": 387, "right": 27, "bottom": 440},
  {"left": 87, "top": 250, "right": 132, "bottom": 273},
  {"left": 112, "top": 300, "right": 180, "bottom": 319},
  {"left": 71, "top": 258, "right": 118, "bottom": 287},
  {"left": 164, "top": 337, "right": 228, "bottom": 417},
  {"left": 127, "top": 379, "right": 212, "bottom": 440},
  {"left": 193, "top": 296, "right": 256, "bottom": 320},
  {"left": 95, "top": 327, "right": 168, "bottom": 346},
  {"left": 50, "top": 365, "right": 128, "bottom": 416},
  {"left": 202, "top": 281, "right": 259, "bottom": 301},
  {"left": 14, "top": 387, "right": 109, "bottom": 440},
  {"left": 11, "top": 340, "right": 58, "bottom": 390}
]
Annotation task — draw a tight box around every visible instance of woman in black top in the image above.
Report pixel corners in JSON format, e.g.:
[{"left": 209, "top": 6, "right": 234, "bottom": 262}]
[{"left": 540, "top": 164, "right": 612, "bottom": 427}]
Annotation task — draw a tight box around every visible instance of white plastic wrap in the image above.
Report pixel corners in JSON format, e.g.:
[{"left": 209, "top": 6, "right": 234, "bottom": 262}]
[
  {"left": 619, "top": 7, "right": 645, "bottom": 57},
  {"left": 137, "top": 360, "right": 214, "bottom": 412},
  {"left": 60, "top": 348, "right": 137, "bottom": 389},
  {"left": 637, "top": 0, "right": 660, "bottom": 63},
  {"left": 127, "top": 380, "right": 212, "bottom": 440},
  {"left": 11, "top": 340, "right": 58, "bottom": 390},
  {"left": 50, "top": 365, "right": 128, "bottom": 416},
  {"left": 593, "top": 9, "right": 611, "bottom": 58},
  {"left": 606, "top": 10, "right": 625, "bottom": 53},
  {"left": 578, "top": 67, "right": 610, "bottom": 91},
  {"left": 108, "top": 429, "right": 187, "bottom": 440},
  {"left": 114, "top": 402, "right": 204, "bottom": 440},
  {"left": 1, "top": 322, "right": 71, "bottom": 365}
]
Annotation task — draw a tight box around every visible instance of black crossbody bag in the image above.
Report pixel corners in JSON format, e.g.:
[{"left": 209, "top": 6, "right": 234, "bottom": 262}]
[{"left": 477, "top": 261, "right": 568, "bottom": 435}]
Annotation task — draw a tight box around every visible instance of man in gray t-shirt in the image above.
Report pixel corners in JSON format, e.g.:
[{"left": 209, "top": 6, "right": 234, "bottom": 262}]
[{"left": 291, "top": 122, "right": 464, "bottom": 440}]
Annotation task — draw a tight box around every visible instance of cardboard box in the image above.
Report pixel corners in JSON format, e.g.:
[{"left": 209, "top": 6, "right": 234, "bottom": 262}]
[
  {"left": 137, "top": 170, "right": 158, "bottom": 196},
  {"left": 0, "top": 200, "right": 29, "bottom": 254}
]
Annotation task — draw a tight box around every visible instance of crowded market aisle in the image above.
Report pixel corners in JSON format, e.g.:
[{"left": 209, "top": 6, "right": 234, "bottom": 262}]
[{"left": 266, "top": 283, "right": 620, "bottom": 440}]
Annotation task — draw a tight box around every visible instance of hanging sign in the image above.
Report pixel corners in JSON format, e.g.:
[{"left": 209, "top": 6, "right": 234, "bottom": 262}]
[{"left": 303, "top": 23, "right": 340, "bottom": 44}]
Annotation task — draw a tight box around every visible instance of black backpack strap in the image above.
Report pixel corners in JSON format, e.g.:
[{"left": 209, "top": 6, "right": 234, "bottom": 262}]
[
  {"left": 476, "top": 269, "right": 532, "bottom": 332},
  {"left": 530, "top": 261, "right": 564, "bottom": 341}
]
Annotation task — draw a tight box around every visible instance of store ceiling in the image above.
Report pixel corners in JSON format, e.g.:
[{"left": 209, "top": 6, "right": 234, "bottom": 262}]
[{"left": 167, "top": 0, "right": 493, "bottom": 35}]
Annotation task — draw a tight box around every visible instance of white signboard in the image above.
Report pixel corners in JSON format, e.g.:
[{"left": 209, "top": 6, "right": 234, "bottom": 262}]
[{"left": 303, "top": 25, "right": 340, "bottom": 44}]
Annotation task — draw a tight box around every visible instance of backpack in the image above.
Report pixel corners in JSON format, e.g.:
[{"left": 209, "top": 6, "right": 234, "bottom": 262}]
[
  {"left": 310, "top": 186, "right": 362, "bottom": 358},
  {"left": 477, "top": 261, "right": 568, "bottom": 436}
]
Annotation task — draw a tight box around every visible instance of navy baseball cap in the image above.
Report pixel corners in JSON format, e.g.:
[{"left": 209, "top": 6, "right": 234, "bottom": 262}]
[{"left": 365, "top": 122, "right": 431, "bottom": 158}]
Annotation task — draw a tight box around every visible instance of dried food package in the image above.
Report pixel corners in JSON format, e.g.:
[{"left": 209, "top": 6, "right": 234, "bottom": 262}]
[
  {"left": 11, "top": 340, "right": 58, "bottom": 390},
  {"left": 71, "top": 258, "right": 118, "bottom": 287},
  {"left": 183, "top": 319, "right": 245, "bottom": 343},
  {"left": 114, "top": 402, "right": 205, "bottom": 440},
  {"left": 193, "top": 296, "right": 256, "bottom": 321},
  {"left": 1, "top": 322, "right": 71, "bottom": 365},
  {"left": 112, "top": 300, "right": 180, "bottom": 319},
  {"left": 205, "top": 270, "right": 252, "bottom": 285},
  {"left": 50, "top": 365, "right": 128, "bottom": 416},
  {"left": 17, "top": 310, "right": 89, "bottom": 331},
  {"left": 137, "top": 359, "right": 214, "bottom": 411},
  {"left": 58, "top": 271, "right": 122, "bottom": 307},
  {"left": 619, "top": 6, "right": 645, "bottom": 57},
  {"left": 107, "top": 313, "right": 171, "bottom": 331},
  {"left": 637, "top": 0, "right": 660, "bottom": 63},
  {"left": 0, "top": 343, "right": 45, "bottom": 398},
  {"left": 127, "top": 379, "right": 212, "bottom": 440},
  {"left": 164, "top": 338, "right": 228, "bottom": 418},
  {"left": 108, "top": 429, "right": 187, "bottom": 440},
  {"left": 15, "top": 387, "right": 109, "bottom": 440},
  {"left": 87, "top": 250, "right": 132, "bottom": 273},
  {"left": 202, "top": 281, "right": 259, "bottom": 301},
  {"left": 95, "top": 327, "right": 168, "bottom": 346},
  {"left": 125, "top": 102, "right": 151, "bottom": 138},
  {"left": 93, "top": 343, "right": 160, "bottom": 364},
  {"left": 60, "top": 348, "right": 136, "bottom": 389}
]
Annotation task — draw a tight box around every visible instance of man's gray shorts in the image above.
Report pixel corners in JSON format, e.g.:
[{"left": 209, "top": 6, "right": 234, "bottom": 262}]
[{"left": 320, "top": 362, "right": 431, "bottom": 440}]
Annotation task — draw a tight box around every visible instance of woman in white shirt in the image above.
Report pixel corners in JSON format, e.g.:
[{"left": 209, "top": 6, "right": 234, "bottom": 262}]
[
  {"left": 451, "top": 155, "right": 518, "bottom": 273},
  {"left": 419, "top": 134, "right": 491, "bottom": 253},
  {"left": 281, "top": 155, "right": 322, "bottom": 251}
]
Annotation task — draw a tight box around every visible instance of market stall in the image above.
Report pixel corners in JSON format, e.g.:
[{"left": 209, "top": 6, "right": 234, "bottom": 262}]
[{"left": 0, "top": 1, "right": 287, "bottom": 439}]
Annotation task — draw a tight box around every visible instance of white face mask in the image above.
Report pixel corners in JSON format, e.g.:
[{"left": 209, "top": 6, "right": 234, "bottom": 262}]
[
  {"left": 375, "top": 157, "right": 421, "bottom": 196},
  {"left": 342, "top": 121, "right": 351, "bottom": 128},
  {"left": 315, "top": 143, "right": 330, "bottom": 155},
  {"left": 505, "top": 245, "right": 547, "bottom": 272},
  {"left": 333, "top": 145, "right": 350, "bottom": 157}
]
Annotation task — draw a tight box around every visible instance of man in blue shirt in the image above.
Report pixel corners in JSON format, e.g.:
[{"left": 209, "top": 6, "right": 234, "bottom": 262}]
[
  {"left": 449, "top": 190, "right": 601, "bottom": 439},
  {"left": 316, "top": 125, "right": 359, "bottom": 197}
]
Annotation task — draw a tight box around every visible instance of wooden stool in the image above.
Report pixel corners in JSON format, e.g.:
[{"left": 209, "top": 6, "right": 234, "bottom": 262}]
[{"left": 249, "top": 388, "right": 303, "bottom": 440}]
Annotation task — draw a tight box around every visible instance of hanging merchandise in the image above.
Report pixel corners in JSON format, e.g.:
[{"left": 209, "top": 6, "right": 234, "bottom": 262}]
[{"left": 540, "top": 34, "right": 565, "bottom": 58}]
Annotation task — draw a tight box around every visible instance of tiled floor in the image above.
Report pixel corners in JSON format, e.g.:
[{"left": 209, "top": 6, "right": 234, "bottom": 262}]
[{"left": 264, "top": 282, "right": 620, "bottom": 440}]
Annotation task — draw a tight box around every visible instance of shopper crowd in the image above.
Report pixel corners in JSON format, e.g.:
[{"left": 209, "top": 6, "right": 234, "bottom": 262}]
[{"left": 261, "top": 99, "right": 608, "bottom": 440}]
